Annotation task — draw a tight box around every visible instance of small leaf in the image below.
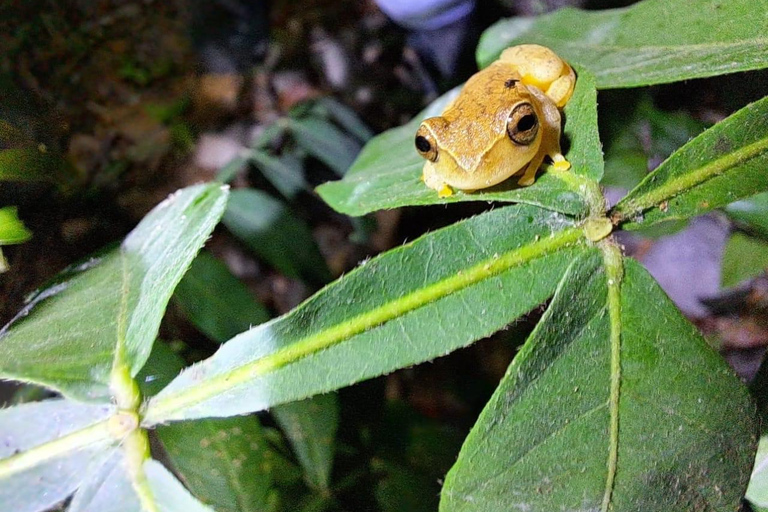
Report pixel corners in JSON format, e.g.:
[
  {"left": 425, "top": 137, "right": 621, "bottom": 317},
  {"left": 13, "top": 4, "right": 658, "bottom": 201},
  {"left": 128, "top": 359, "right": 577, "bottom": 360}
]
[
  {"left": 747, "top": 435, "right": 768, "bottom": 510},
  {"left": 0, "top": 147, "right": 80, "bottom": 189},
  {"left": 374, "top": 460, "right": 437, "bottom": 512},
  {"left": 477, "top": 0, "right": 768, "bottom": 89},
  {"left": 0, "top": 184, "right": 229, "bottom": 400},
  {"left": 721, "top": 232, "right": 768, "bottom": 288},
  {"left": 223, "top": 188, "right": 331, "bottom": 284},
  {"left": 288, "top": 117, "right": 361, "bottom": 175},
  {"left": 317, "top": 88, "right": 591, "bottom": 217},
  {"left": 140, "top": 342, "right": 276, "bottom": 512},
  {"left": 602, "top": 96, "right": 707, "bottom": 190},
  {"left": 726, "top": 191, "right": 768, "bottom": 238},
  {"left": 272, "top": 393, "right": 338, "bottom": 490},
  {"left": 0, "top": 206, "right": 32, "bottom": 245},
  {"left": 143, "top": 204, "right": 587, "bottom": 423},
  {"left": 0, "top": 400, "right": 116, "bottom": 512},
  {"left": 174, "top": 251, "right": 270, "bottom": 343},
  {"left": 612, "top": 95, "right": 768, "bottom": 229},
  {"left": 316, "top": 97, "right": 374, "bottom": 142},
  {"left": 440, "top": 252, "right": 757, "bottom": 511},
  {"left": 249, "top": 150, "right": 308, "bottom": 199},
  {"left": 160, "top": 418, "right": 274, "bottom": 512}
]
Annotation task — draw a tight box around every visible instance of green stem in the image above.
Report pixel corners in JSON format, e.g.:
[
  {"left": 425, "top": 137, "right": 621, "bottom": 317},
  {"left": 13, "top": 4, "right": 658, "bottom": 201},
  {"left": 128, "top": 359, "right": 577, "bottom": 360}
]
[
  {"left": 612, "top": 134, "right": 768, "bottom": 221},
  {"left": 143, "top": 226, "right": 586, "bottom": 424},
  {"left": 547, "top": 166, "right": 605, "bottom": 217},
  {"left": 600, "top": 240, "right": 624, "bottom": 512},
  {"left": 123, "top": 429, "right": 158, "bottom": 512}
]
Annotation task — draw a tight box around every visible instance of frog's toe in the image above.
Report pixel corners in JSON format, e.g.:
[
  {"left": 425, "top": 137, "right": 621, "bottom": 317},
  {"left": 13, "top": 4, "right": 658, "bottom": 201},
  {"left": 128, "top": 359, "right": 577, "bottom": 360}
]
[
  {"left": 438, "top": 184, "right": 454, "bottom": 198},
  {"left": 517, "top": 174, "right": 536, "bottom": 186},
  {"left": 551, "top": 154, "right": 571, "bottom": 171}
]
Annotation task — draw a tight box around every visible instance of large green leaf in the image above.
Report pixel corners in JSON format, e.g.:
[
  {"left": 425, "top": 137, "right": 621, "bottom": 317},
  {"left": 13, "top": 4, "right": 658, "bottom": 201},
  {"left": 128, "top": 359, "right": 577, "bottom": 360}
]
[
  {"left": 477, "top": 0, "right": 768, "bottom": 89},
  {"left": 0, "top": 184, "right": 229, "bottom": 401},
  {"left": 143, "top": 204, "right": 588, "bottom": 423},
  {"left": 440, "top": 251, "right": 757, "bottom": 511},
  {"left": 174, "top": 251, "right": 270, "bottom": 343},
  {"left": 223, "top": 188, "right": 331, "bottom": 285},
  {"left": 317, "top": 76, "right": 599, "bottom": 217},
  {"left": 0, "top": 400, "right": 116, "bottom": 512},
  {"left": 612, "top": 95, "right": 768, "bottom": 229}
]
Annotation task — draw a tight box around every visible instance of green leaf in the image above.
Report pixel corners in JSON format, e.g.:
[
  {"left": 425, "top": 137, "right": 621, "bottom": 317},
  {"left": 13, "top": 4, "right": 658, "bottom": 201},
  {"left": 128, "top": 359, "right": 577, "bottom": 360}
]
[
  {"left": 721, "top": 232, "right": 768, "bottom": 288},
  {"left": 0, "top": 400, "right": 116, "bottom": 512},
  {"left": 0, "top": 146, "right": 80, "bottom": 188},
  {"left": 174, "top": 251, "right": 270, "bottom": 343},
  {"left": 272, "top": 393, "right": 338, "bottom": 491},
  {"left": 612, "top": 95, "right": 768, "bottom": 229},
  {"left": 316, "top": 88, "right": 591, "bottom": 217},
  {"left": 476, "top": 0, "right": 768, "bottom": 89},
  {"left": 288, "top": 117, "right": 361, "bottom": 175},
  {"left": 69, "top": 455, "right": 216, "bottom": 512},
  {"left": 726, "top": 192, "right": 768, "bottom": 238},
  {"left": 139, "top": 342, "right": 276, "bottom": 512},
  {"left": 249, "top": 150, "right": 308, "bottom": 199},
  {"left": 562, "top": 69, "right": 603, "bottom": 181},
  {"left": 175, "top": 250, "right": 337, "bottom": 495},
  {"left": 0, "top": 184, "right": 229, "bottom": 401},
  {"left": 143, "top": 204, "right": 588, "bottom": 423},
  {"left": 159, "top": 417, "right": 274, "bottom": 512},
  {"left": 440, "top": 251, "right": 757, "bottom": 511},
  {"left": 0, "top": 206, "right": 32, "bottom": 245},
  {"left": 747, "top": 435, "right": 768, "bottom": 510},
  {"left": 374, "top": 460, "right": 438, "bottom": 512},
  {"left": 602, "top": 96, "right": 707, "bottom": 190},
  {"left": 316, "top": 97, "right": 374, "bottom": 142},
  {"left": 223, "top": 188, "right": 331, "bottom": 285}
]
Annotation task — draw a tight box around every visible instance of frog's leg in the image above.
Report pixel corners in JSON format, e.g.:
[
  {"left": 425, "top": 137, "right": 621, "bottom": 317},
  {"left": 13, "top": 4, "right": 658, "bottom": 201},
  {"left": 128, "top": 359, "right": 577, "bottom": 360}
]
[
  {"left": 517, "top": 150, "right": 546, "bottom": 186},
  {"left": 499, "top": 44, "right": 576, "bottom": 107}
]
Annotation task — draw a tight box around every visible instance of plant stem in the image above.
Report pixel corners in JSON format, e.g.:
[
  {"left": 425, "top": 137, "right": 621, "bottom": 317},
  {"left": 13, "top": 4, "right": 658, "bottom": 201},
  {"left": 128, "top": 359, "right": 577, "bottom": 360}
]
[{"left": 600, "top": 240, "right": 624, "bottom": 512}]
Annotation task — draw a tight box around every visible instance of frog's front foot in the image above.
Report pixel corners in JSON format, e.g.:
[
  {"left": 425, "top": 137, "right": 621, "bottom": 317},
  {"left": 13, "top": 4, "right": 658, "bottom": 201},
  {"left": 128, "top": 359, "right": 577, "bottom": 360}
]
[
  {"left": 551, "top": 153, "right": 571, "bottom": 171},
  {"left": 422, "top": 169, "right": 454, "bottom": 198}
]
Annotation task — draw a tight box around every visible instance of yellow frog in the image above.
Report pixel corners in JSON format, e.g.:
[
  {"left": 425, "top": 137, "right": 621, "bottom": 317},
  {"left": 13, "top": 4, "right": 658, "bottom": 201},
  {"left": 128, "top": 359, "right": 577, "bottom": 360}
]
[{"left": 415, "top": 44, "right": 576, "bottom": 198}]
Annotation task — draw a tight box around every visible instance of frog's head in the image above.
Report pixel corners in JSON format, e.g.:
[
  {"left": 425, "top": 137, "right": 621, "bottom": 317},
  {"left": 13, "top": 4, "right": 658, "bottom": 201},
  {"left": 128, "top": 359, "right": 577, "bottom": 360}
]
[{"left": 414, "top": 72, "right": 544, "bottom": 190}]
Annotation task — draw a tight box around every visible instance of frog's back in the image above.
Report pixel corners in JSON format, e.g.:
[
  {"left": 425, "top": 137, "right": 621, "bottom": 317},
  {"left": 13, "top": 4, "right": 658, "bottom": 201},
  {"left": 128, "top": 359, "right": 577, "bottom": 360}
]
[{"left": 439, "top": 62, "right": 526, "bottom": 173}]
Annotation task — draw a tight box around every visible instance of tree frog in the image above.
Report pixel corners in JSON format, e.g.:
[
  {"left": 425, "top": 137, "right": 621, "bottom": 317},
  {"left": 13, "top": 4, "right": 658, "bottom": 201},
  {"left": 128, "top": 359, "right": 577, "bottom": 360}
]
[{"left": 415, "top": 44, "right": 576, "bottom": 198}]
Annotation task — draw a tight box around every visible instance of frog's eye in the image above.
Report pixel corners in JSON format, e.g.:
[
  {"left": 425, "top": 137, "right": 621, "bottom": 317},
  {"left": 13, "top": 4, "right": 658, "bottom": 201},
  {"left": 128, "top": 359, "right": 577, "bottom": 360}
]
[
  {"left": 415, "top": 126, "right": 438, "bottom": 162},
  {"left": 507, "top": 103, "right": 539, "bottom": 145}
]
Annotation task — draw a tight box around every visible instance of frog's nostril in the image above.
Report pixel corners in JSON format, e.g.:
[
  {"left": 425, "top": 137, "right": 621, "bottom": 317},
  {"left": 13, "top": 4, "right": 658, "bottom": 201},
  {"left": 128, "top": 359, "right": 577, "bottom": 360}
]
[{"left": 415, "top": 135, "right": 432, "bottom": 153}]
